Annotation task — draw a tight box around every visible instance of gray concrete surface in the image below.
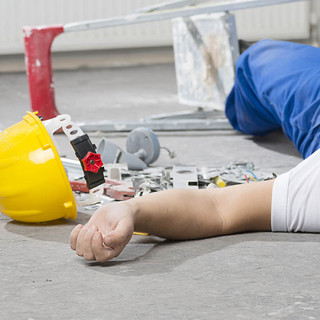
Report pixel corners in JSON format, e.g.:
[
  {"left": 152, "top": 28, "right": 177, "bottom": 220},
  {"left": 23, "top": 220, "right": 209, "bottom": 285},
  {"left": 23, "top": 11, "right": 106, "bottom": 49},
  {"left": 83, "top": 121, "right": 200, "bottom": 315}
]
[{"left": 1, "top": 61, "right": 320, "bottom": 320}]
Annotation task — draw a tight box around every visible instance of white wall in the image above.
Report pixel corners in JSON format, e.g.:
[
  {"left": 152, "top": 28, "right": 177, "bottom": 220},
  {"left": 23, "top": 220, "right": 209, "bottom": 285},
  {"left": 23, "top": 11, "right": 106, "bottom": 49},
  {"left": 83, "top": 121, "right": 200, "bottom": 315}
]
[
  {"left": 0, "top": 0, "right": 311, "bottom": 55},
  {"left": 311, "top": 0, "right": 320, "bottom": 43}
]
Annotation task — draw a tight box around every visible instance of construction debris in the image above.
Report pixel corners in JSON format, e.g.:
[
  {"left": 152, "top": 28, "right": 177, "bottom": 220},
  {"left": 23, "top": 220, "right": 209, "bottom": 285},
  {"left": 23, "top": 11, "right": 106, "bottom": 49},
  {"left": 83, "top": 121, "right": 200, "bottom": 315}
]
[
  {"left": 97, "top": 127, "right": 162, "bottom": 170},
  {"left": 172, "top": 166, "right": 198, "bottom": 189},
  {"left": 61, "top": 158, "right": 276, "bottom": 207}
]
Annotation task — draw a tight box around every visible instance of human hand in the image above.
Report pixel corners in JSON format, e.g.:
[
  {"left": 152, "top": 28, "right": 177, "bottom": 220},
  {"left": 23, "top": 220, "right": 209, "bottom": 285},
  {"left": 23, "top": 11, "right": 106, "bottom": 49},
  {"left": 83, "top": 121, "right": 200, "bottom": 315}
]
[{"left": 70, "top": 202, "right": 135, "bottom": 262}]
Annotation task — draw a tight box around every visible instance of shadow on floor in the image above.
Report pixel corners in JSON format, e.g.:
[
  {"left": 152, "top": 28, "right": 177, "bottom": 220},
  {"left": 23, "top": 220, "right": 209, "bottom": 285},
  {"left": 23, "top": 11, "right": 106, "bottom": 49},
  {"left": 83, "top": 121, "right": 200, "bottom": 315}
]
[
  {"left": 5, "top": 214, "right": 320, "bottom": 276},
  {"left": 248, "top": 129, "right": 301, "bottom": 158},
  {"left": 82, "top": 232, "right": 320, "bottom": 277},
  {"left": 4, "top": 211, "right": 90, "bottom": 244}
]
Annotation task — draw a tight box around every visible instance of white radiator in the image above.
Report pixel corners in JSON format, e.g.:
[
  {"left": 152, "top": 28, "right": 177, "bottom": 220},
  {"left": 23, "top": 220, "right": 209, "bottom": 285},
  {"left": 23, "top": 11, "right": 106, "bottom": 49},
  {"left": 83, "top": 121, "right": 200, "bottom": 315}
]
[{"left": 0, "top": 0, "right": 310, "bottom": 55}]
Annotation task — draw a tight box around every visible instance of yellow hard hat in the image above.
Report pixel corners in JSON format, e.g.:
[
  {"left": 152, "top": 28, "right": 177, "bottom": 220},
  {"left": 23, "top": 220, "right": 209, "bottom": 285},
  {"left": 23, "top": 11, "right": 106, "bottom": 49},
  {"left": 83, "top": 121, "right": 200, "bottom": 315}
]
[{"left": 0, "top": 112, "right": 77, "bottom": 222}]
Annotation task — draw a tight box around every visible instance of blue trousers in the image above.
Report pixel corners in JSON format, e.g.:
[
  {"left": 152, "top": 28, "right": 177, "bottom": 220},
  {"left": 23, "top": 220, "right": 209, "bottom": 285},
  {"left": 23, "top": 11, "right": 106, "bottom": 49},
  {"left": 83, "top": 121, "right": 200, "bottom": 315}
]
[{"left": 226, "top": 39, "right": 320, "bottom": 158}]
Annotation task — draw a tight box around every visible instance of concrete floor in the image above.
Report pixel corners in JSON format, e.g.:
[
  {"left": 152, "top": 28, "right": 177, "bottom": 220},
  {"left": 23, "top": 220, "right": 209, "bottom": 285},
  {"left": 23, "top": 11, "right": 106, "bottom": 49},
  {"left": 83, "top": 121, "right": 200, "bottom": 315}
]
[{"left": 1, "top": 60, "right": 320, "bottom": 320}]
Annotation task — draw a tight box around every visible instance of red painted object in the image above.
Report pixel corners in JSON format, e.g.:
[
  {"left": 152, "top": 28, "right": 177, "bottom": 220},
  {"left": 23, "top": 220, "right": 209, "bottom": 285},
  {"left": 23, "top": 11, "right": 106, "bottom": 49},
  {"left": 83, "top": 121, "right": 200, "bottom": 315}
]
[
  {"left": 70, "top": 179, "right": 135, "bottom": 201},
  {"left": 23, "top": 25, "right": 64, "bottom": 120},
  {"left": 70, "top": 180, "right": 90, "bottom": 193},
  {"left": 82, "top": 152, "right": 103, "bottom": 173},
  {"left": 106, "top": 184, "right": 135, "bottom": 201}
]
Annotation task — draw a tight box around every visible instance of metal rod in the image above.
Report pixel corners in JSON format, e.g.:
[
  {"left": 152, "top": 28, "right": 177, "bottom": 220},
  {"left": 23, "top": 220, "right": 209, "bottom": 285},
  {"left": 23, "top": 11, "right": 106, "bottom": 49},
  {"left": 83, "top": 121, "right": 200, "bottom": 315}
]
[
  {"left": 78, "top": 119, "right": 233, "bottom": 132},
  {"left": 64, "top": 0, "right": 307, "bottom": 33},
  {"left": 136, "top": 0, "right": 211, "bottom": 14}
]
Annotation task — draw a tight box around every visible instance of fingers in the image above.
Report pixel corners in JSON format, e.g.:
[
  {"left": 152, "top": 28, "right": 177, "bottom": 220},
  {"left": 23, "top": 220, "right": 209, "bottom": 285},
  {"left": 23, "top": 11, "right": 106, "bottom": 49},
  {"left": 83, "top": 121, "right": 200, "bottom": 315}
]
[
  {"left": 75, "top": 223, "right": 90, "bottom": 257},
  {"left": 92, "top": 231, "right": 114, "bottom": 262},
  {"left": 70, "top": 223, "right": 99, "bottom": 261},
  {"left": 82, "top": 225, "right": 98, "bottom": 260},
  {"left": 70, "top": 223, "right": 119, "bottom": 262},
  {"left": 70, "top": 210, "right": 134, "bottom": 262},
  {"left": 70, "top": 224, "right": 83, "bottom": 250}
]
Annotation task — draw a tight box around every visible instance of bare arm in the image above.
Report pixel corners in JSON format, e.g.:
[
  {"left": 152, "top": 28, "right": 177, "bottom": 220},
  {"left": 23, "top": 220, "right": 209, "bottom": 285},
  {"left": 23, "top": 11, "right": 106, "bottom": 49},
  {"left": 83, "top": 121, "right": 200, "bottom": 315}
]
[
  {"left": 70, "top": 180, "right": 273, "bottom": 262},
  {"left": 132, "top": 179, "right": 273, "bottom": 239}
]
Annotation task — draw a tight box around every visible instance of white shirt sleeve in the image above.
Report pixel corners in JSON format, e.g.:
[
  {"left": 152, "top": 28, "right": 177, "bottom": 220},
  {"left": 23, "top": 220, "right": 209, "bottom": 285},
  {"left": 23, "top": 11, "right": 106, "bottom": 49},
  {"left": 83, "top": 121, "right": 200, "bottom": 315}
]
[{"left": 271, "top": 148, "right": 320, "bottom": 232}]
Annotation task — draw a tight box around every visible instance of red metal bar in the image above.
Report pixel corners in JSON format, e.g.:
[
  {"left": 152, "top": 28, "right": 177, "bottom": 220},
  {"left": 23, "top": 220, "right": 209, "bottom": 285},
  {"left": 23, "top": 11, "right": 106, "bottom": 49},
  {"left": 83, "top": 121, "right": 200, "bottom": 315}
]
[{"left": 23, "top": 25, "right": 64, "bottom": 120}]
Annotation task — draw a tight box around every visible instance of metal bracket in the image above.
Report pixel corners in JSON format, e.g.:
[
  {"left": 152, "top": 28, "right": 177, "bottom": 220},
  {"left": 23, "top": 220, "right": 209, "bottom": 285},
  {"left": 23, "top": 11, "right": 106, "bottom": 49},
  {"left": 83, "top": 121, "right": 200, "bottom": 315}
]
[{"left": 42, "top": 114, "right": 104, "bottom": 207}]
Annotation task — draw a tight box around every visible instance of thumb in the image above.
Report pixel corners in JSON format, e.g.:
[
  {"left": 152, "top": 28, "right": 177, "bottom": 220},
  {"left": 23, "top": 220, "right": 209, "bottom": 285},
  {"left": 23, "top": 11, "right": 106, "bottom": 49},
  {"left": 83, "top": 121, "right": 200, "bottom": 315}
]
[{"left": 103, "top": 219, "right": 133, "bottom": 250}]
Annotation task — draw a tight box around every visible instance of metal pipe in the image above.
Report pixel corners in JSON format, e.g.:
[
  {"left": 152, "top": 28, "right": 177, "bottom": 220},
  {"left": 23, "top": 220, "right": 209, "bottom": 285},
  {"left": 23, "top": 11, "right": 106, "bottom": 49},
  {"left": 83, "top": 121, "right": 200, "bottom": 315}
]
[
  {"left": 135, "top": 0, "right": 211, "bottom": 14},
  {"left": 64, "top": 0, "right": 308, "bottom": 33},
  {"left": 78, "top": 119, "right": 233, "bottom": 132}
]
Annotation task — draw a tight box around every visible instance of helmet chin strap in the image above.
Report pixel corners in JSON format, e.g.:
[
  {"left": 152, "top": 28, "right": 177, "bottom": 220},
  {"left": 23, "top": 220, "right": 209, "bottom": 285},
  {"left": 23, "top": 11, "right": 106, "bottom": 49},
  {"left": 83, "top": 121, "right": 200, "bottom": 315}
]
[{"left": 42, "top": 114, "right": 104, "bottom": 207}]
